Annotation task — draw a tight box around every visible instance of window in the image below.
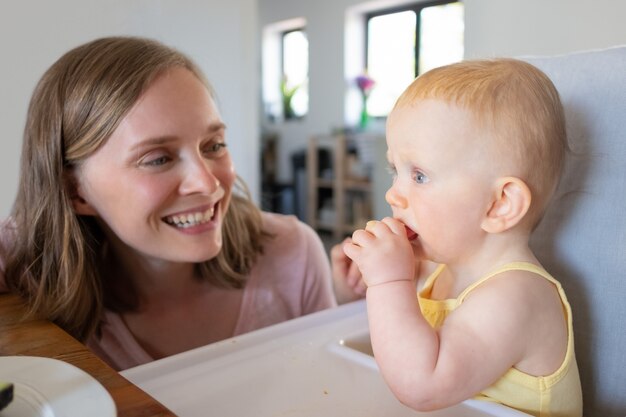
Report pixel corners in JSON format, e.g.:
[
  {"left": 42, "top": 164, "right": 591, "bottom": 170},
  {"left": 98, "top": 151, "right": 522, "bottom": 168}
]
[
  {"left": 365, "top": 0, "right": 464, "bottom": 117},
  {"left": 261, "top": 18, "right": 308, "bottom": 122},
  {"left": 281, "top": 29, "right": 309, "bottom": 119}
]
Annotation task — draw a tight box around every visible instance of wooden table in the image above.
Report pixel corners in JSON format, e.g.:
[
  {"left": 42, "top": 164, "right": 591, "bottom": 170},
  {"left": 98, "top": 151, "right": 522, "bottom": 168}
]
[{"left": 0, "top": 293, "right": 177, "bottom": 416}]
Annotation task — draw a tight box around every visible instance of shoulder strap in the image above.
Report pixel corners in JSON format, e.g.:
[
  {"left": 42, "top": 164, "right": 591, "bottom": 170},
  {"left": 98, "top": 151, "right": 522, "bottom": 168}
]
[
  {"left": 419, "top": 263, "right": 447, "bottom": 296},
  {"left": 457, "top": 261, "right": 555, "bottom": 303}
]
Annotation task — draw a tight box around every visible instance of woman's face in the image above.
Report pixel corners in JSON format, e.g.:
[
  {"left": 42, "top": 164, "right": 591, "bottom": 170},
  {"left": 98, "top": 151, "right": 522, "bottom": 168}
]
[{"left": 72, "top": 67, "right": 236, "bottom": 265}]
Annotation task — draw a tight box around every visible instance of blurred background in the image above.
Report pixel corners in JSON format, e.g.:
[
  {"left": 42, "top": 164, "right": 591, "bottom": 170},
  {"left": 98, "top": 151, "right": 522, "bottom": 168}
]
[{"left": 1, "top": 0, "right": 624, "bottom": 248}]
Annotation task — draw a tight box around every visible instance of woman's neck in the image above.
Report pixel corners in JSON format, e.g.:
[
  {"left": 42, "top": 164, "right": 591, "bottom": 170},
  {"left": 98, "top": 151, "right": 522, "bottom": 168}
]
[{"left": 105, "top": 237, "right": 201, "bottom": 305}]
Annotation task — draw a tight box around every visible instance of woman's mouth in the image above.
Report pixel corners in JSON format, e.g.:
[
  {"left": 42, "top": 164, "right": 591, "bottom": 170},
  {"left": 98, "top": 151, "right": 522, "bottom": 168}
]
[{"left": 163, "top": 204, "right": 218, "bottom": 228}]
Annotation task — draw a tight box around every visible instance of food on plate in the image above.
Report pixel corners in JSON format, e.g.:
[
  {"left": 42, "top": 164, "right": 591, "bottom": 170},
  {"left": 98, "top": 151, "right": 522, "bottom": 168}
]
[{"left": 0, "top": 380, "right": 13, "bottom": 411}]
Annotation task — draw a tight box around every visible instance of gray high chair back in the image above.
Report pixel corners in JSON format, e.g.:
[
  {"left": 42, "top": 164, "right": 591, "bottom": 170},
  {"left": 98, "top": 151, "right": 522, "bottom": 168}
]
[{"left": 526, "top": 46, "right": 626, "bottom": 417}]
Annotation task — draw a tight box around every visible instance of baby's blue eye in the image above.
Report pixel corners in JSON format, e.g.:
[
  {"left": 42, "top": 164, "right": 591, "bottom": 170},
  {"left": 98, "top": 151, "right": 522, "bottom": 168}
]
[{"left": 413, "top": 171, "right": 429, "bottom": 184}]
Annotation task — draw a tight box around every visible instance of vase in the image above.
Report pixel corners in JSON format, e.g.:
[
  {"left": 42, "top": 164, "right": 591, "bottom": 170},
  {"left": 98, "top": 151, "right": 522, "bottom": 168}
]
[{"left": 359, "top": 95, "right": 369, "bottom": 130}]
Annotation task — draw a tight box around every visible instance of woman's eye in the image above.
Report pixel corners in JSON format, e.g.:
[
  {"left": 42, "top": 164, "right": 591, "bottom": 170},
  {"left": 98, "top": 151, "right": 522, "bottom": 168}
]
[
  {"left": 413, "top": 171, "right": 429, "bottom": 184},
  {"left": 203, "top": 142, "right": 227, "bottom": 156},
  {"left": 141, "top": 155, "right": 171, "bottom": 167}
]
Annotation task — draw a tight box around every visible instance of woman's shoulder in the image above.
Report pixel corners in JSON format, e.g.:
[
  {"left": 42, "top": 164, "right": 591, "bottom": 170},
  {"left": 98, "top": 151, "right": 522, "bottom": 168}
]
[
  {"left": 258, "top": 211, "right": 325, "bottom": 263},
  {"left": 260, "top": 211, "right": 317, "bottom": 242}
]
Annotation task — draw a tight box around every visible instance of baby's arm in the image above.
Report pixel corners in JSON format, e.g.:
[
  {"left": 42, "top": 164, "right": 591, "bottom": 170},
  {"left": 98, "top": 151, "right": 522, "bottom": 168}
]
[{"left": 344, "top": 218, "right": 541, "bottom": 410}]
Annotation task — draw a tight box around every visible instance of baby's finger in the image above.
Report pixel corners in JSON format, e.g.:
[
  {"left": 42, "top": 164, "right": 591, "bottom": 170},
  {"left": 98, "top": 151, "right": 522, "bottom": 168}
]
[
  {"left": 346, "top": 261, "right": 362, "bottom": 287},
  {"left": 342, "top": 239, "right": 361, "bottom": 261},
  {"left": 354, "top": 279, "right": 367, "bottom": 295},
  {"left": 350, "top": 228, "right": 376, "bottom": 246},
  {"left": 380, "top": 216, "right": 408, "bottom": 236},
  {"left": 363, "top": 219, "right": 391, "bottom": 237},
  {"left": 365, "top": 220, "right": 379, "bottom": 232},
  {"left": 331, "top": 237, "right": 351, "bottom": 264}
]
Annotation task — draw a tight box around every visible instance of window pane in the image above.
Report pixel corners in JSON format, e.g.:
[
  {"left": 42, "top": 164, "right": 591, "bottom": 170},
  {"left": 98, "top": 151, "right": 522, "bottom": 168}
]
[
  {"left": 366, "top": 11, "right": 416, "bottom": 118},
  {"left": 419, "top": 3, "right": 464, "bottom": 74},
  {"left": 283, "top": 30, "right": 308, "bottom": 117}
]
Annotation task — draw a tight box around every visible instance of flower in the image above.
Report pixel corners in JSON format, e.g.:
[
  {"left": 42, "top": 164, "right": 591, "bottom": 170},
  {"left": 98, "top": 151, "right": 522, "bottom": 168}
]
[
  {"left": 355, "top": 73, "right": 375, "bottom": 97},
  {"left": 355, "top": 73, "right": 375, "bottom": 130}
]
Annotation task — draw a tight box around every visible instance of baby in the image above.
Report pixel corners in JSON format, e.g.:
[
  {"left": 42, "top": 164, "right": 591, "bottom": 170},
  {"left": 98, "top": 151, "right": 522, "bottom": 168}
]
[{"left": 343, "top": 59, "right": 582, "bottom": 417}]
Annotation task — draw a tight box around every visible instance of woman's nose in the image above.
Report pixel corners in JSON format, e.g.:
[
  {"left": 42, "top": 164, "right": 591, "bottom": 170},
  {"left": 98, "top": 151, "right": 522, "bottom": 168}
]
[
  {"left": 385, "top": 182, "right": 408, "bottom": 209},
  {"left": 179, "top": 157, "right": 220, "bottom": 195}
]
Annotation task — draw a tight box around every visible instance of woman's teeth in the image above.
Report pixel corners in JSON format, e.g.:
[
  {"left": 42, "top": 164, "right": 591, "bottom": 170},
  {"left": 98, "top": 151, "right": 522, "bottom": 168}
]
[{"left": 165, "top": 207, "right": 215, "bottom": 228}]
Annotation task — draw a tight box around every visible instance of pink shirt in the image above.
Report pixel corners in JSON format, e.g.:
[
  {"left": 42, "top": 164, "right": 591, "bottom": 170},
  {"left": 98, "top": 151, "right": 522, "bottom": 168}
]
[{"left": 0, "top": 212, "right": 336, "bottom": 370}]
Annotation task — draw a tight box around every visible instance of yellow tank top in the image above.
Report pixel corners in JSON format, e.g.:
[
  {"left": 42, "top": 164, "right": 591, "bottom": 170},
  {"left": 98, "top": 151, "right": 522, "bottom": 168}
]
[{"left": 418, "top": 262, "right": 582, "bottom": 417}]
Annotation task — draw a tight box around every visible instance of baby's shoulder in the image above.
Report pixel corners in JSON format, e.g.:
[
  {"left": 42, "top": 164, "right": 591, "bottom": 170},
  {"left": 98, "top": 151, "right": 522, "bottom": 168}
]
[
  {"left": 483, "top": 267, "right": 558, "bottom": 299},
  {"left": 468, "top": 267, "right": 569, "bottom": 375},
  {"left": 465, "top": 267, "right": 563, "bottom": 319}
]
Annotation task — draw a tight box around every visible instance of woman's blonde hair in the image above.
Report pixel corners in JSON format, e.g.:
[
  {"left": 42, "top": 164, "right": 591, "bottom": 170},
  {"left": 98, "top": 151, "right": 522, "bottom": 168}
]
[
  {"left": 5, "top": 36, "right": 268, "bottom": 340},
  {"left": 394, "top": 58, "right": 567, "bottom": 226}
]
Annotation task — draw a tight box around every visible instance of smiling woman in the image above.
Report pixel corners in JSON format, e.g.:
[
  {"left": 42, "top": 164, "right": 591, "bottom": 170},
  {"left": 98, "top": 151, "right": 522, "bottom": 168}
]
[
  {"left": 71, "top": 67, "right": 237, "bottom": 266},
  {"left": 0, "top": 36, "right": 336, "bottom": 370}
]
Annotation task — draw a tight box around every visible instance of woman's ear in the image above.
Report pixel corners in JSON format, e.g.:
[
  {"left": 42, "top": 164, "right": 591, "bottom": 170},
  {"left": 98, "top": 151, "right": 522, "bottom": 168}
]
[
  {"left": 64, "top": 169, "right": 97, "bottom": 216},
  {"left": 481, "top": 176, "right": 531, "bottom": 233}
]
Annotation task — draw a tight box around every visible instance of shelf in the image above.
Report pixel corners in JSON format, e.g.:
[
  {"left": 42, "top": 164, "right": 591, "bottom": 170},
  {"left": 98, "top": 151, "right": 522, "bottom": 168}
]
[
  {"left": 307, "top": 133, "right": 378, "bottom": 241},
  {"left": 315, "top": 178, "right": 334, "bottom": 189},
  {"left": 344, "top": 179, "right": 371, "bottom": 191},
  {"left": 315, "top": 221, "right": 336, "bottom": 232}
]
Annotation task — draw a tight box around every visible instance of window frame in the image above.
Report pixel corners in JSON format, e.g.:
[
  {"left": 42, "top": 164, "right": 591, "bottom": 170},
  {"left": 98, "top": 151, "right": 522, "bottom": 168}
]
[{"left": 364, "top": 0, "right": 462, "bottom": 78}]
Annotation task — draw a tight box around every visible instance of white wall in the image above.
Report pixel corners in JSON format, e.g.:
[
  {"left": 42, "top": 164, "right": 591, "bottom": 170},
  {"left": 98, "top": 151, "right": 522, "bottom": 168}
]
[
  {"left": 258, "top": 0, "right": 626, "bottom": 218},
  {"left": 3, "top": 0, "right": 625, "bottom": 218},
  {"left": 464, "top": 0, "right": 626, "bottom": 58},
  {"left": 0, "top": 0, "right": 258, "bottom": 217}
]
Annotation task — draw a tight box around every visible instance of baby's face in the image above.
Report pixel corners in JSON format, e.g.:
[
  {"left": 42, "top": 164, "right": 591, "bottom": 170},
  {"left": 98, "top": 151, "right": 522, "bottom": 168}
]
[{"left": 384, "top": 99, "right": 499, "bottom": 264}]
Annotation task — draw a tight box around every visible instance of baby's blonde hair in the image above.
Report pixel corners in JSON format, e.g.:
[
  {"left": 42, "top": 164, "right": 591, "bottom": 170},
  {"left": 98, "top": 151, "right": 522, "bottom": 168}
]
[{"left": 394, "top": 59, "right": 567, "bottom": 226}]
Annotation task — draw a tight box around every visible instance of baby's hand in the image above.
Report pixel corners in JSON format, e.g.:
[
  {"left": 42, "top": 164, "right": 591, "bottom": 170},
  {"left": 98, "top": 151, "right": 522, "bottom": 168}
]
[
  {"left": 343, "top": 217, "right": 415, "bottom": 288},
  {"left": 331, "top": 237, "right": 366, "bottom": 303}
]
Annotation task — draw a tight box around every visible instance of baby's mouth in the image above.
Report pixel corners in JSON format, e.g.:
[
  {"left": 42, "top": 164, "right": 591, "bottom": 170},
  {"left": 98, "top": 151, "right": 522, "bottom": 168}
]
[
  {"left": 163, "top": 204, "right": 217, "bottom": 228},
  {"left": 405, "top": 225, "right": 418, "bottom": 241}
]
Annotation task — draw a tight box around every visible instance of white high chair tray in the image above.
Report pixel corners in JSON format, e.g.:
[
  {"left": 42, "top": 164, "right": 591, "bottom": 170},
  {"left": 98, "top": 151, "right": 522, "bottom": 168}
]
[{"left": 122, "top": 300, "right": 530, "bottom": 417}]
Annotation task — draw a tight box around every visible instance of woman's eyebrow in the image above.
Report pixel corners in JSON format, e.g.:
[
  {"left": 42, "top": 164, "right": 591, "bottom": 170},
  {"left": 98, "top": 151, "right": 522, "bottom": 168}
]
[
  {"left": 129, "top": 122, "right": 227, "bottom": 152},
  {"left": 129, "top": 136, "right": 177, "bottom": 153},
  {"left": 209, "top": 122, "right": 227, "bottom": 132}
]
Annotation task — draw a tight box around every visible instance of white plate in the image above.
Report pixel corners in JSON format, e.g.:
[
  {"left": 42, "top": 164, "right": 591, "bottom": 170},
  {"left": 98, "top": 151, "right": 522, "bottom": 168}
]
[{"left": 0, "top": 356, "right": 116, "bottom": 417}]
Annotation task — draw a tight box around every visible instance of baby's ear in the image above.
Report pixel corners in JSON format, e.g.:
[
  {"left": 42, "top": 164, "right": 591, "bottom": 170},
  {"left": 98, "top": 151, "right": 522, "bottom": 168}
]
[
  {"left": 64, "top": 169, "right": 98, "bottom": 216},
  {"left": 481, "top": 177, "right": 531, "bottom": 233}
]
